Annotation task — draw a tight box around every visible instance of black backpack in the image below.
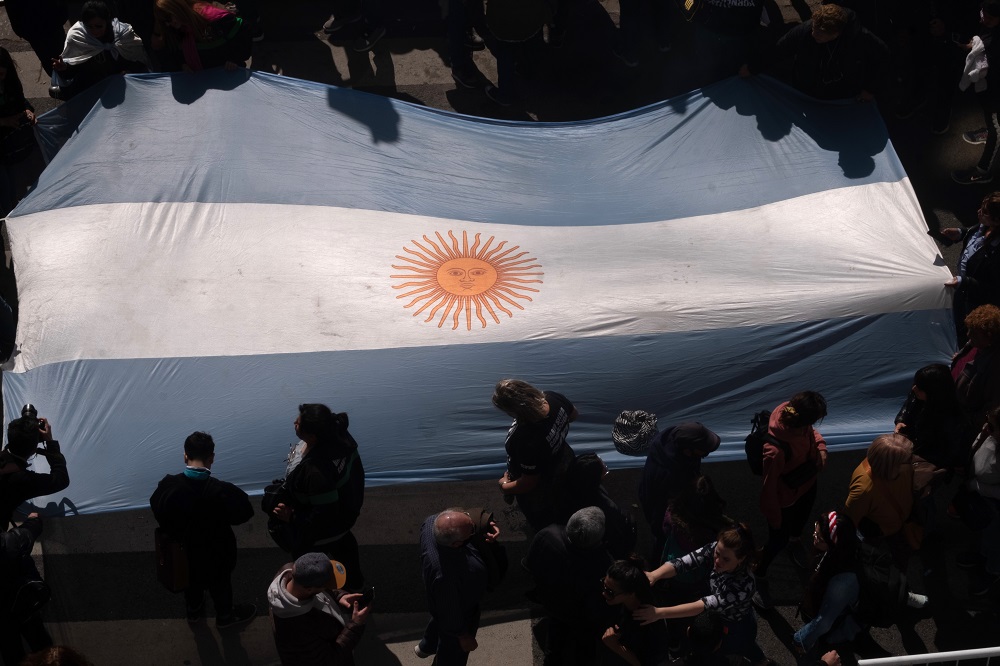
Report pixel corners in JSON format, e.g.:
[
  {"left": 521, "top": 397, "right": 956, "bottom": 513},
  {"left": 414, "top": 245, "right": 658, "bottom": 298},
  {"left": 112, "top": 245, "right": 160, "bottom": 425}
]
[
  {"left": 744, "top": 410, "right": 790, "bottom": 475},
  {"left": 854, "top": 542, "right": 909, "bottom": 628}
]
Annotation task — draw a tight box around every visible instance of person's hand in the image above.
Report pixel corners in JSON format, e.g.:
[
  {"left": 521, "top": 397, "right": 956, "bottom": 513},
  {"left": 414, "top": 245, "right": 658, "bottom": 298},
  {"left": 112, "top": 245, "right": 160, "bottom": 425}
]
[
  {"left": 856, "top": 90, "right": 874, "bottom": 103},
  {"left": 52, "top": 57, "right": 67, "bottom": 72},
  {"left": 894, "top": 422, "right": 907, "bottom": 433},
  {"left": 351, "top": 601, "right": 371, "bottom": 624},
  {"left": 602, "top": 626, "right": 620, "bottom": 645},
  {"left": 945, "top": 276, "right": 960, "bottom": 288},
  {"left": 818, "top": 449, "right": 828, "bottom": 469},
  {"left": 38, "top": 418, "right": 53, "bottom": 442},
  {"left": 633, "top": 605, "right": 661, "bottom": 626},
  {"left": 941, "top": 227, "right": 963, "bottom": 242},
  {"left": 738, "top": 63, "right": 751, "bottom": 78},
  {"left": 25, "top": 109, "right": 36, "bottom": 125},
  {"left": 458, "top": 634, "right": 478, "bottom": 653},
  {"left": 27, "top": 513, "right": 39, "bottom": 520},
  {"left": 821, "top": 650, "right": 842, "bottom": 666},
  {"left": 272, "top": 503, "right": 293, "bottom": 522},
  {"left": 339, "top": 592, "right": 362, "bottom": 610},
  {"left": 644, "top": 570, "right": 657, "bottom": 585},
  {"left": 483, "top": 520, "right": 500, "bottom": 543}
]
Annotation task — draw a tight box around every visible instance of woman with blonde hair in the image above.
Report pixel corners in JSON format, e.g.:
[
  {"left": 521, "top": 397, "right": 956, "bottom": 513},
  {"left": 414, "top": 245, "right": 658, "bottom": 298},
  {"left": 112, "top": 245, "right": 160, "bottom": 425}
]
[
  {"left": 493, "top": 378, "right": 577, "bottom": 530},
  {"left": 844, "top": 433, "right": 915, "bottom": 557}
]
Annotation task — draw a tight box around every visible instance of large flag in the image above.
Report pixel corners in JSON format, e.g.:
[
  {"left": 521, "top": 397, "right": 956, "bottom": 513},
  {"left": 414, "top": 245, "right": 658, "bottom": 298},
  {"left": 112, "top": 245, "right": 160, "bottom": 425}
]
[{"left": 4, "top": 71, "right": 951, "bottom": 513}]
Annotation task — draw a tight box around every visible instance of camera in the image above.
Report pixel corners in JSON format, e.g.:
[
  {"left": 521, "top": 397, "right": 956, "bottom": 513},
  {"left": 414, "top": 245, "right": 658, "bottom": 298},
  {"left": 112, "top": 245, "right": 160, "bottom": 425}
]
[{"left": 21, "top": 404, "right": 46, "bottom": 443}]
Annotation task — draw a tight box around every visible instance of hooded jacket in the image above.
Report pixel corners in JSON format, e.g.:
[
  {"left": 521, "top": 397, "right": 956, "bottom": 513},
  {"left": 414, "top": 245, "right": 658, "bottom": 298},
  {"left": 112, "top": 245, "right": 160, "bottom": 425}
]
[{"left": 267, "top": 567, "right": 364, "bottom": 666}]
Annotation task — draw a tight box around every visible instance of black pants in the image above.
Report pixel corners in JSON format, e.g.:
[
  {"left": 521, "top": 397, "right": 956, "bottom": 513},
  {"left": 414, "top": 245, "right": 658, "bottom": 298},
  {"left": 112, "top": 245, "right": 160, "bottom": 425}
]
[
  {"left": 977, "top": 92, "right": 1000, "bottom": 174},
  {"left": 0, "top": 613, "right": 52, "bottom": 665},
  {"left": 757, "top": 482, "right": 818, "bottom": 576},
  {"left": 185, "top": 573, "right": 234, "bottom": 619}
]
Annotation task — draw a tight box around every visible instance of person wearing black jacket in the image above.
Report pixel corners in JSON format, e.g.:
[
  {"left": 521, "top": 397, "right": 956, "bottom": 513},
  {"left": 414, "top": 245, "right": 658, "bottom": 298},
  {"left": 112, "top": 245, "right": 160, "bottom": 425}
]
[
  {"left": 1, "top": 411, "right": 69, "bottom": 530},
  {"left": 150, "top": 431, "right": 255, "bottom": 629},
  {"left": 941, "top": 192, "right": 1000, "bottom": 343},
  {"left": 271, "top": 404, "right": 366, "bottom": 591},
  {"left": 0, "top": 513, "right": 52, "bottom": 665},
  {"left": 763, "top": 4, "right": 889, "bottom": 101}
]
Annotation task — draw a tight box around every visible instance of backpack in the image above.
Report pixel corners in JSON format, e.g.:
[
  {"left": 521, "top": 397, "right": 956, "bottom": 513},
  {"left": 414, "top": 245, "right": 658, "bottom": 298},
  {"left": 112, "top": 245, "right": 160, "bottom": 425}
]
[
  {"left": 744, "top": 410, "right": 790, "bottom": 476},
  {"left": 854, "top": 542, "right": 909, "bottom": 628}
]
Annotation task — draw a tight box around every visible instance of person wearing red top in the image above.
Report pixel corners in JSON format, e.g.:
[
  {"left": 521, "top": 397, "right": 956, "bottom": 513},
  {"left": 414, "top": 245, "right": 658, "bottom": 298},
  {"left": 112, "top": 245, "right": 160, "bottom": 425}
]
[{"left": 754, "top": 392, "right": 829, "bottom": 608}]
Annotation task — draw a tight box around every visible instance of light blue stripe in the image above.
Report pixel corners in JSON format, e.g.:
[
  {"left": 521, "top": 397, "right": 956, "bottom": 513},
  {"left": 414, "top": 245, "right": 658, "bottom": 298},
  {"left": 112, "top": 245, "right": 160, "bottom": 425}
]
[
  {"left": 17, "top": 72, "right": 902, "bottom": 224},
  {"left": 3, "top": 309, "right": 953, "bottom": 514}
]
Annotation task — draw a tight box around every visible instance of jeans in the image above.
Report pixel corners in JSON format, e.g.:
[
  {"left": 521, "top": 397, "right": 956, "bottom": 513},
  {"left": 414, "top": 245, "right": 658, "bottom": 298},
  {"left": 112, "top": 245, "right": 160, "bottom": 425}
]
[
  {"left": 721, "top": 612, "right": 765, "bottom": 662},
  {"left": 794, "top": 571, "right": 862, "bottom": 652}
]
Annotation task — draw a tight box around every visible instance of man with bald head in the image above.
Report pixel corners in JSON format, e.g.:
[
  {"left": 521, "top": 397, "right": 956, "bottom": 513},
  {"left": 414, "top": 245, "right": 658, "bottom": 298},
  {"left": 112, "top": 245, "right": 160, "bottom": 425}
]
[{"left": 414, "top": 508, "right": 496, "bottom": 664}]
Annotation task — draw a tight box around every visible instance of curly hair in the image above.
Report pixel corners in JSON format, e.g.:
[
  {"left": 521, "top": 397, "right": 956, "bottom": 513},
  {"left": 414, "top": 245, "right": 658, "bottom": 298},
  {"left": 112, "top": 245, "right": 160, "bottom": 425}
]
[
  {"left": 812, "top": 4, "right": 848, "bottom": 34},
  {"left": 965, "top": 304, "right": 1000, "bottom": 346}
]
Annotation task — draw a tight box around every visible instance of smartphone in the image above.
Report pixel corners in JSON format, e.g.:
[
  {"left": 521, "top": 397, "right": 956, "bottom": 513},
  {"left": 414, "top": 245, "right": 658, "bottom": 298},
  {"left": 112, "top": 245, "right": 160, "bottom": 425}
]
[{"left": 358, "top": 586, "right": 374, "bottom": 610}]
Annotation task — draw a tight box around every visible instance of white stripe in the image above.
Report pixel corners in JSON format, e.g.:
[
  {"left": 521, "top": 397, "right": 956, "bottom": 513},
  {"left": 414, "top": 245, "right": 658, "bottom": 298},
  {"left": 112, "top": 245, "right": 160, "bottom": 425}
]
[{"left": 6, "top": 179, "right": 948, "bottom": 372}]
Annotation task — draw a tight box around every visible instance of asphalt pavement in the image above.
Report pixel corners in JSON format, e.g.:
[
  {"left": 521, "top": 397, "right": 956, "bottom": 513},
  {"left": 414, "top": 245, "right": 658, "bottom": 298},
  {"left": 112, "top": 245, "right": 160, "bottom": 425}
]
[{"left": 2, "top": 0, "right": 999, "bottom": 664}]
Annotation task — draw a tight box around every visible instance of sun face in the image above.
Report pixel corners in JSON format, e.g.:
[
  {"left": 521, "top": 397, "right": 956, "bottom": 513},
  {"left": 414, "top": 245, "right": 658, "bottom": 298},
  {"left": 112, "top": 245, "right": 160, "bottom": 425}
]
[{"left": 391, "top": 230, "right": 543, "bottom": 330}]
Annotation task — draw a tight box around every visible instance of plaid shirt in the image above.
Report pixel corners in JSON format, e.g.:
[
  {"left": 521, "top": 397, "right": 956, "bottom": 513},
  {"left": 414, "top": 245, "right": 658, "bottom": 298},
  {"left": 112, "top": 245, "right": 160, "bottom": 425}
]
[{"left": 671, "top": 541, "right": 756, "bottom": 621}]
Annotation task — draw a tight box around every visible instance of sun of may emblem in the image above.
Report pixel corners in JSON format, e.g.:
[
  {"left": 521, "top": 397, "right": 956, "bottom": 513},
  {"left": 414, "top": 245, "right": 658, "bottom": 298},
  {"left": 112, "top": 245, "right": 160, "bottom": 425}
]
[{"left": 391, "top": 230, "right": 543, "bottom": 330}]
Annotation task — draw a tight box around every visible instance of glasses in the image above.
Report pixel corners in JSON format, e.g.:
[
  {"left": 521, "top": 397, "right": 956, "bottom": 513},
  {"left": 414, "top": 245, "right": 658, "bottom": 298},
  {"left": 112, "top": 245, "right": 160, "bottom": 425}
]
[{"left": 601, "top": 580, "right": 623, "bottom": 598}]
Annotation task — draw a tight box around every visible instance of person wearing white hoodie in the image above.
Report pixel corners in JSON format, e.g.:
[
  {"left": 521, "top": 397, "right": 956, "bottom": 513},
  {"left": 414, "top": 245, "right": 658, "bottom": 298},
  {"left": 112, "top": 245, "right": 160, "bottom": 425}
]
[{"left": 267, "top": 553, "right": 370, "bottom": 666}]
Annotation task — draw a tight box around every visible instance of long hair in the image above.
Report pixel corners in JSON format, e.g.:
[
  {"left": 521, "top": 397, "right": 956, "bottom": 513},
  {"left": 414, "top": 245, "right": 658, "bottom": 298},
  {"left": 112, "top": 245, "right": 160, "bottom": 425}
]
[
  {"left": 298, "top": 403, "right": 351, "bottom": 455},
  {"left": 912, "top": 364, "right": 959, "bottom": 411},
  {"left": 492, "top": 379, "right": 546, "bottom": 421},
  {"left": 780, "top": 391, "right": 827, "bottom": 428},
  {"left": 154, "top": 0, "right": 210, "bottom": 37},
  {"left": 803, "top": 510, "right": 858, "bottom": 618}
]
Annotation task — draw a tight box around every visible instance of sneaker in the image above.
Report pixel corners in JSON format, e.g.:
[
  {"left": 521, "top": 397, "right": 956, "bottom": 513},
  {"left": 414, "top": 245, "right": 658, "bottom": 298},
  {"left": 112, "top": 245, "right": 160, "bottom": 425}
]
[
  {"left": 323, "top": 13, "right": 361, "bottom": 34},
  {"left": 465, "top": 28, "right": 485, "bottom": 51},
  {"left": 970, "top": 572, "right": 1000, "bottom": 597},
  {"left": 216, "top": 602, "right": 256, "bottom": 630},
  {"left": 957, "top": 551, "right": 986, "bottom": 570},
  {"left": 963, "top": 128, "right": 988, "bottom": 145},
  {"left": 451, "top": 66, "right": 487, "bottom": 89},
  {"left": 413, "top": 644, "right": 433, "bottom": 659},
  {"left": 186, "top": 599, "right": 205, "bottom": 623},
  {"left": 952, "top": 167, "right": 994, "bottom": 185},
  {"left": 485, "top": 84, "right": 514, "bottom": 107},
  {"left": 352, "top": 24, "right": 386, "bottom": 52},
  {"left": 906, "top": 591, "right": 929, "bottom": 608},
  {"left": 612, "top": 44, "right": 639, "bottom": 68}
]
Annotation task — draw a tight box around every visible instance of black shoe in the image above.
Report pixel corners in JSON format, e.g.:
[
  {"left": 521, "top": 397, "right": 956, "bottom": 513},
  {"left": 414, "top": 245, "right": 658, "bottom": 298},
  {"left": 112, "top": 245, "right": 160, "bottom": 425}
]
[
  {"left": 352, "top": 25, "right": 386, "bottom": 52},
  {"left": 485, "top": 85, "right": 514, "bottom": 107},
  {"left": 323, "top": 13, "right": 361, "bottom": 34},
  {"left": 952, "top": 167, "right": 994, "bottom": 185},
  {"left": 216, "top": 602, "right": 256, "bottom": 630},
  {"left": 957, "top": 551, "right": 986, "bottom": 570},
  {"left": 970, "top": 572, "right": 1000, "bottom": 597},
  {"left": 465, "top": 28, "right": 485, "bottom": 51},
  {"left": 451, "top": 66, "right": 487, "bottom": 89},
  {"left": 186, "top": 599, "right": 205, "bottom": 623}
]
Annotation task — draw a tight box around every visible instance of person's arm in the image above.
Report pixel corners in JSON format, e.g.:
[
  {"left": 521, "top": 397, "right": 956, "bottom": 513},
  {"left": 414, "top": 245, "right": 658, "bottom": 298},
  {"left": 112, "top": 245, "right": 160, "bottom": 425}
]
[
  {"left": 222, "top": 482, "right": 254, "bottom": 525},
  {"left": 333, "top": 591, "right": 369, "bottom": 653},
  {"left": 633, "top": 600, "right": 706, "bottom": 624},
  {"left": 1, "top": 514, "right": 41, "bottom": 560},
  {"left": 813, "top": 427, "right": 828, "bottom": 469},
  {"left": 602, "top": 626, "right": 641, "bottom": 666},
  {"left": 29, "top": 420, "right": 70, "bottom": 496},
  {"left": 759, "top": 442, "right": 785, "bottom": 529},
  {"left": 500, "top": 471, "right": 540, "bottom": 494}
]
